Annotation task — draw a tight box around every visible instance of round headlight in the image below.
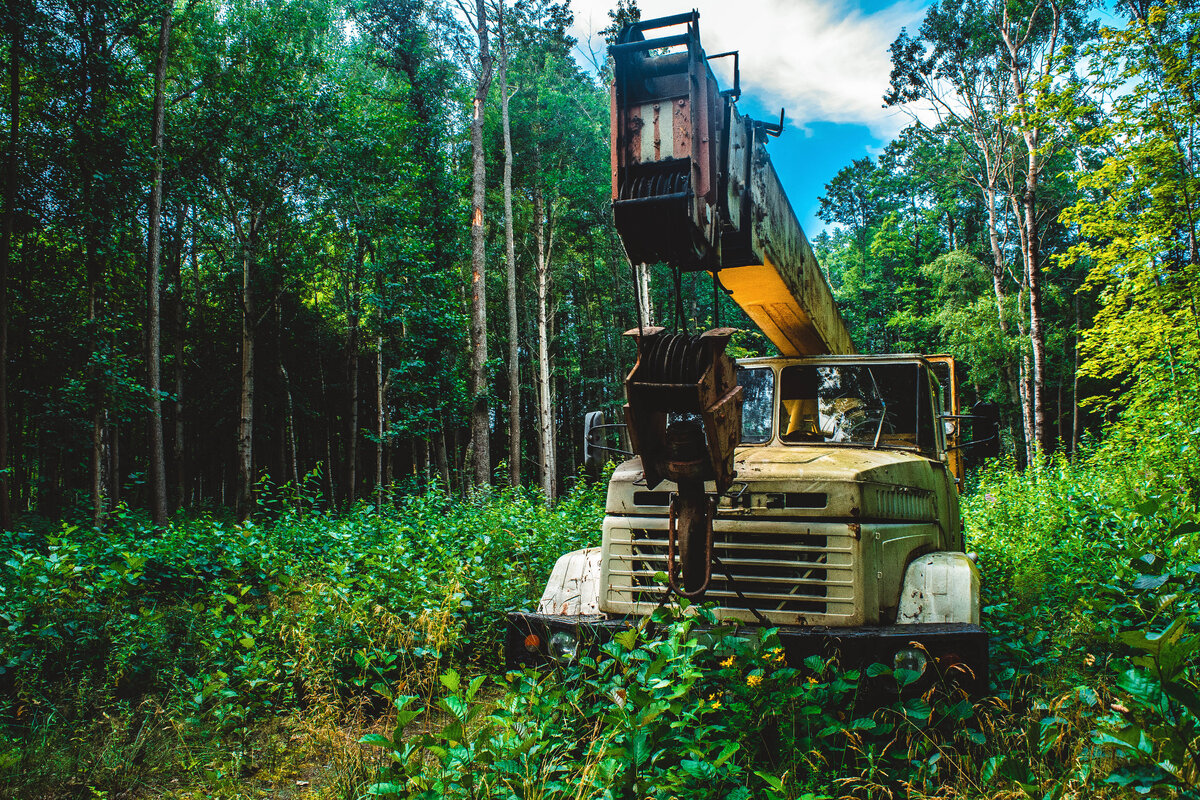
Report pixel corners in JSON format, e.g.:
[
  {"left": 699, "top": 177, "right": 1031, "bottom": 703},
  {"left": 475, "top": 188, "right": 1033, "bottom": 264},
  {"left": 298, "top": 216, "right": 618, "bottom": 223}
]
[
  {"left": 548, "top": 630, "right": 579, "bottom": 662},
  {"left": 894, "top": 647, "right": 928, "bottom": 675}
]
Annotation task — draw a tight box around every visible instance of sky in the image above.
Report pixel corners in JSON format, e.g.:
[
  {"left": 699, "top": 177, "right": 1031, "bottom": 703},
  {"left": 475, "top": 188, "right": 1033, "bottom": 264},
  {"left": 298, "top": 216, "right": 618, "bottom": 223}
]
[{"left": 565, "top": 0, "right": 930, "bottom": 234}]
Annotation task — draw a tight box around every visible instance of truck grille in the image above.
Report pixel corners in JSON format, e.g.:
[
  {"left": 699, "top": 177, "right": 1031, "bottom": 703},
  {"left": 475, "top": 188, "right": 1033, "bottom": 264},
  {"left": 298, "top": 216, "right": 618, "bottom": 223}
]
[{"left": 604, "top": 522, "right": 857, "bottom": 622}]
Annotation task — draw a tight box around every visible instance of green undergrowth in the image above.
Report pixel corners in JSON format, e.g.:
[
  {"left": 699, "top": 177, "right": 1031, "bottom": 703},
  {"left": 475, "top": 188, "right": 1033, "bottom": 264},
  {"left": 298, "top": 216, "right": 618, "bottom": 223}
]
[
  {"left": 0, "top": 480, "right": 604, "bottom": 798},
  {"left": 5, "top": 425, "right": 1200, "bottom": 798},
  {"left": 353, "top": 431, "right": 1200, "bottom": 799}
]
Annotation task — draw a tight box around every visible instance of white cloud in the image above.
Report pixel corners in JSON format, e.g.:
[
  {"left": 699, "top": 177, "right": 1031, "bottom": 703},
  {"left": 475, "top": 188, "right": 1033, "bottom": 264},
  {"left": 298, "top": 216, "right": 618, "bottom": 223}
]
[{"left": 568, "top": 0, "right": 926, "bottom": 139}]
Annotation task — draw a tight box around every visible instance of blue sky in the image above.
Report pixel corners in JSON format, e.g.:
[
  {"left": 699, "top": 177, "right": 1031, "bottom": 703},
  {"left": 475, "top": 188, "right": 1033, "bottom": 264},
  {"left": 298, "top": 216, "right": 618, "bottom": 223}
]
[{"left": 568, "top": 0, "right": 930, "bottom": 234}]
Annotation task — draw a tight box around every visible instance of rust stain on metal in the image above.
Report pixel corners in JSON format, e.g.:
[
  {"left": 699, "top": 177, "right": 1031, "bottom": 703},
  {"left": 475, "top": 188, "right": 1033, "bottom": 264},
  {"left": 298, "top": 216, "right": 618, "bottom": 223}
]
[
  {"left": 652, "top": 103, "right": 662, "bottom": 160},
  {"left": 849, "top": 522, "right": 861, "bottom": 540},
  {"left": 673, "top": 98, "right": 690, "bottom": 159},
  {"left": 628, "top": 113, "right": 644, "bottom": 164}
]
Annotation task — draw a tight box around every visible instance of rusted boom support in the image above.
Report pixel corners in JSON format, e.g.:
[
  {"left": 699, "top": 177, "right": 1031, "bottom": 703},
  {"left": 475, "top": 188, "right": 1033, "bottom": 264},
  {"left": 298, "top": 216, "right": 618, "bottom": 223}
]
[{"left": 610, "top": 13, "right": 855, "bottom": 357}]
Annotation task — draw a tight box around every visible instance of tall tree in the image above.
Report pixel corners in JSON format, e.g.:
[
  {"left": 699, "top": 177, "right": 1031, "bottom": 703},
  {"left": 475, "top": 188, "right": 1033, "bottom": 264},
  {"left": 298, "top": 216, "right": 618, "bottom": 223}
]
[
  {"left": 457, "top": 0, "right": 494, "bottom": 488},
  {"left": 145, "top": 1, "right": 172, "bottom": 524},
  {"left": 497, "top": 0, "right": 520, "bottom": 488},
  {"left": 0, "top": 0, "right": 23, "bottom": 529}
]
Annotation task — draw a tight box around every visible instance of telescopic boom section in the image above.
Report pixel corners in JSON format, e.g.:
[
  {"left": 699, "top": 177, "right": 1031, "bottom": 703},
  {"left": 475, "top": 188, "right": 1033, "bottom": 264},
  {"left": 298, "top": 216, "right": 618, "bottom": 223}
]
[{"left": 610, "top": 12, "right": 855, "bottom": 357}]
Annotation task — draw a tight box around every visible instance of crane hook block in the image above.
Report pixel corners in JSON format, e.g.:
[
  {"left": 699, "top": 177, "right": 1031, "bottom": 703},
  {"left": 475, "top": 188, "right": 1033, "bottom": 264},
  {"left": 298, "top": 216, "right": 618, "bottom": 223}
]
[{"left": 623, "top": 327, "right": 742, "bottom": 496}]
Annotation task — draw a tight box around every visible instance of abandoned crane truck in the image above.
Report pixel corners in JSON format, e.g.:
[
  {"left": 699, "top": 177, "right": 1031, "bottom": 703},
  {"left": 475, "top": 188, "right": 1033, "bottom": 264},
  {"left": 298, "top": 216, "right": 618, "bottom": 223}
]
[{"left": 506, "top": 12, "right": 988, "bottom": 689}]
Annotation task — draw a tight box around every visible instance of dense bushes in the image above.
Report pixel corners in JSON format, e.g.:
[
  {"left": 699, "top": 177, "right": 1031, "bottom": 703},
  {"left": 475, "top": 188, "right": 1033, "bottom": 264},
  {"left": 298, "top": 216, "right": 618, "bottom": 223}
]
[
  {"left": 0, "top": 480, "right": 604, "bottom": 796},
  {"left": 5, "top": 419, "right": 1200, "bottom": 798},
  {"left": 354, "top": 428, "right": 1200, "bottom": 799}
]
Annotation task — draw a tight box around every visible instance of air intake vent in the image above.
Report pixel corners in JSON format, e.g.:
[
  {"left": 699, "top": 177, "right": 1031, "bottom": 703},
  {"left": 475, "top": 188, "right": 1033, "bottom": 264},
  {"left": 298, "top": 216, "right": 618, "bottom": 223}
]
[
  {"left": 785, "top": 492, "right": 826, "bottom": 508},
  {"left": 633, "top": 491, "right": 671, "bottom": 507}
]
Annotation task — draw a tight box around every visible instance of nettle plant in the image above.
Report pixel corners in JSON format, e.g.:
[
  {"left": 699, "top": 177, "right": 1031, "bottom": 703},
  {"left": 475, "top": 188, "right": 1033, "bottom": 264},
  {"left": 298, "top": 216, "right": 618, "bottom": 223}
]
[
  {"left": 1095, "top": 517, "right": 1200, "bottom": 797},
  {"left": 364, "top": 605, "right": 987, "bottom": 800}
]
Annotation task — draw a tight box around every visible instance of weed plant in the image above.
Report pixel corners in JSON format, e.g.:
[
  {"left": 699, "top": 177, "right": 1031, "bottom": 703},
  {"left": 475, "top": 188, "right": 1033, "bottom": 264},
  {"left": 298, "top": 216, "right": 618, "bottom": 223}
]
[
  {"left": 4, "top": 415, "right": 1200, "bottom": 798},
  {"left": 0, "top": 479, "right": 603, "bottom": 798}
]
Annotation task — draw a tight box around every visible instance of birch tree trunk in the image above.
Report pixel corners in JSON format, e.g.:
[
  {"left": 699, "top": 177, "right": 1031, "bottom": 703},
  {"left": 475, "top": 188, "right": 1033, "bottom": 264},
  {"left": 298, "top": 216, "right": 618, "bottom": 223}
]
[
  {"left": 533, "top": 185, "right": 555, "bottom": 500},
  {"left": 636, "top": 262, "right": 653, "bottom": 327},
  {"left": 498, "top": 0, "right": 521, "bottom": 488},
  {"left": 1001, "top": 0, "right": 1060, "bottom": 456},
  {"left": 466, "top": 0, "right": 494, "bottom": 489},
  {"left": 145, "top": 5, "right": 172, "bottom": 524},
  {"left": 983, "top": 182, "right": 1033, "bottom": 464},
  {"left": 237, "top": 244, "right": 255, "bottom": 518}
]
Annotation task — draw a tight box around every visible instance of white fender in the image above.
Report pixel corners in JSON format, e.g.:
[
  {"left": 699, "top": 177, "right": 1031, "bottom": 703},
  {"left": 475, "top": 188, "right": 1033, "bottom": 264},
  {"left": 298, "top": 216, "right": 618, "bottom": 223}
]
[
  {"left": 896, "top": 551, "right": 980, "bottom": 624},
  {"left": 537, "top": 547, "right": 603, "bottom": 616}
]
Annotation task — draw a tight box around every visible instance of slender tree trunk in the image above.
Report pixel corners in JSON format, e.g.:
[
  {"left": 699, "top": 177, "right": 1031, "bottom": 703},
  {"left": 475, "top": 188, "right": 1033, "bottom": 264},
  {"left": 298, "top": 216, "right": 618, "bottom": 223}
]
[
  {"left": 237, "top": 245, "right": 255, "bottom": 519},
  {"left": 318, "top": 344, "right": 336, "bottom": 503},
  {"left": 533, "top": 184, "right": 555, "bottom": 500},
  {"left": 636, "top": 262, "right": 653, "bottom": 327},
  {"left": 1001, "top": 1, "right": 1058, "bottom": 456},
  {"left": 466, "top": 0, "right": 494, "bottom": 489},
  {"left": 1072, "top": 291, "right": 1080, "bottom": 456},
  {"left": 344, "top": 242, "right": 362, "bottom": 504},
  {"left": 145, "top": 6, "right": 172, "bottom": 524},
  {"left": 0, "top": 1, "right": 20, "bottom": 530},
  {"left": 279, "top": 360, "right": 296, "bottom": 480},
  {"left": 434, "top": 427, "right": 451, "bottom": 488},
  {"left": 171, "top": 206, "right": 187, "bottom": 510},
  {"left": 499, "top": 1, "right": 520, "bottom": 488},
  {"left": 983, "top": 186, "right": 1024, "bottom": 413},
  {"left": 376, "top": 333, "right": 386, "bottom": 505},
  {"left": 1023, "top": 150, "right": 1049, "bottom": 455},
  {"left": 108, "top": 419, "right": 119, "bottom": 506},
  {"left": 80, "top": 6, "right": 109, "bottom": 527}
]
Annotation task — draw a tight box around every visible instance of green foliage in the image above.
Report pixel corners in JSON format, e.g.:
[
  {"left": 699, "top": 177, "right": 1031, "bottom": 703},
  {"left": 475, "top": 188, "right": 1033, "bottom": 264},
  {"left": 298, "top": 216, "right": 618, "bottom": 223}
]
[
  {"left": 0, "top": 480, "right": 603, "bottom": 796},
  {"left": 365, "top": 606, "right": 988, "bottom": 800}
]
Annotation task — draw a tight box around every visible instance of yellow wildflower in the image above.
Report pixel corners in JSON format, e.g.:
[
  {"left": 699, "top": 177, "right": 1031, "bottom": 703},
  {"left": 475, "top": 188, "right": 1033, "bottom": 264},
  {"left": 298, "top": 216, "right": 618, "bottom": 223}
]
[
  {"left": 720, "top": 656, "right": 735, "bottom": 669},
  {"left": 807, "top": 676, "right": 818, "bottom": 685},
  {"left": 710, "top": 700, "right": 721, "bottom": 710},
  {"left": 746, "top": 674, "right": 763, "bottom": 688}
]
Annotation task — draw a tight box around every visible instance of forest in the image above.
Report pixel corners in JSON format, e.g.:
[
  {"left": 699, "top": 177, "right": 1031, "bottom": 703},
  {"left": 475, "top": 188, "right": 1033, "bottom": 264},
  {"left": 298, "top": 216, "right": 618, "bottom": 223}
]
[{"left": 1, "top": 0, "right": 1200, "bottom": 796}]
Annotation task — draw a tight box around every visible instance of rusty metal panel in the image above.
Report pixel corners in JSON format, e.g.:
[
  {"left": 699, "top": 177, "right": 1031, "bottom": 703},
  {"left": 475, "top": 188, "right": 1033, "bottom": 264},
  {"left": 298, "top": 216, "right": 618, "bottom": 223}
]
[
  {"left": 672, "top": 98, "right": 690, "bottom": 159},
  {"left": 724, "top": 105, "right": 749, "bottom": 235},
  {"left": 609, "top": 12, "right": 722, "bottom": 269}
]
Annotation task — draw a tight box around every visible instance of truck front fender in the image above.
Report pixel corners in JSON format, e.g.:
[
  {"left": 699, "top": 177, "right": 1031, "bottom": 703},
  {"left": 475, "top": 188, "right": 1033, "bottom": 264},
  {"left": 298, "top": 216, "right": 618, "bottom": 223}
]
[
  {"left": 896, "top": 551, "right": 980, "bottom": 625},
  {"left": 537, "top": 547, "right": 603, "bottom": 616}
]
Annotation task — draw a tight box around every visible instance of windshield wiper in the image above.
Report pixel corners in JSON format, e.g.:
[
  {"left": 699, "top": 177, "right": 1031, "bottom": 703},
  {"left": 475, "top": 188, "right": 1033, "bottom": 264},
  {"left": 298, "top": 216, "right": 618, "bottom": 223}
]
[
  {"left": 873, "top": 399, "right": 888, "bottom": 449},
  {"left": 867, "top": 368, "right": 887, "bottom": 449}
]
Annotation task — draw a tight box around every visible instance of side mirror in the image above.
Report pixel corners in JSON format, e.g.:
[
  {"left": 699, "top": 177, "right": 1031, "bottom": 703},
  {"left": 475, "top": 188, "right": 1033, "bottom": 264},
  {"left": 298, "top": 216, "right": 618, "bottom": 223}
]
[
  {"left": 583, "top": 411, "right": 632, "bottom": 478},
  {"left": 583, "top": 411, "right": 606, "bottom": 476},
  {"left": 940, "top": 402, "right": 1001, "bottom": 459}
]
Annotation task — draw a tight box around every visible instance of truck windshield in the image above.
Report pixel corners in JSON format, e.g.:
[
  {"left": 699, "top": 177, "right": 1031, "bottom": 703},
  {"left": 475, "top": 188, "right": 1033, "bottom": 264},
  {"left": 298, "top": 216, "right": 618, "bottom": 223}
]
[
  {"left": 778, "top": 363, "right": 936, "bottom": 452},
  {"left": 737, "top": 366, "right": 774, "bottom": 444}
]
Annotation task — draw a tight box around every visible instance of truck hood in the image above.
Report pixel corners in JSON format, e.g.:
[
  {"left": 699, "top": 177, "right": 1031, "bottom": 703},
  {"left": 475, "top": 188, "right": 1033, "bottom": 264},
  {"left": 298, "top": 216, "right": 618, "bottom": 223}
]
[{"left": 607, "top": 446, "right": 950, "bottom": 523}]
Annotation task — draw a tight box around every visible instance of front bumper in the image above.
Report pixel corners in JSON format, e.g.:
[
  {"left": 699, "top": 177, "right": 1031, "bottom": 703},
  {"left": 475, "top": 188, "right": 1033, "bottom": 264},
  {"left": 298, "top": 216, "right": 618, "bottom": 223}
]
[{"left": 505, "top": 611, "right": 989, "bottom": 694}]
